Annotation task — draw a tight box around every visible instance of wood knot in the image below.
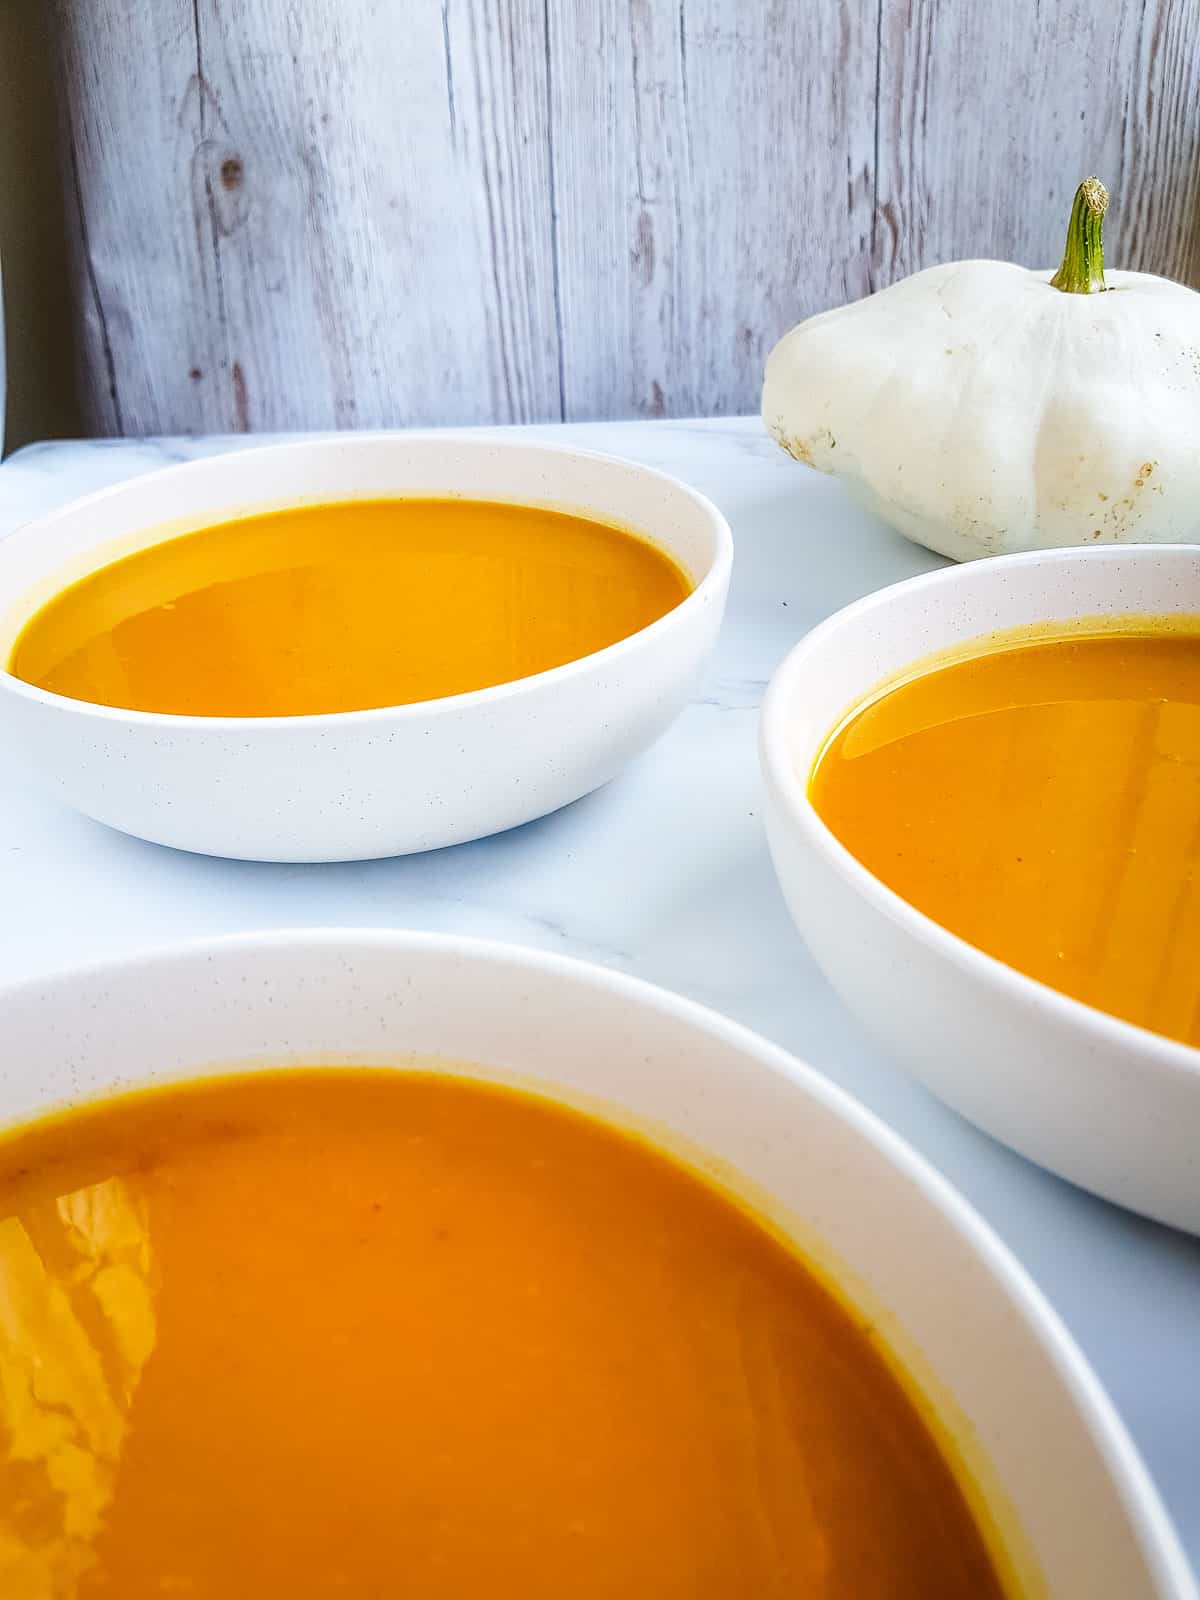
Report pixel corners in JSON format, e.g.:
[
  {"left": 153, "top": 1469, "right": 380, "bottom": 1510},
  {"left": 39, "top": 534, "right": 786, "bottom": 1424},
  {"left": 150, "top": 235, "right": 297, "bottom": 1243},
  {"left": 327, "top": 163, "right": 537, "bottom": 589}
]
[{"left": 220, "top": 156, "right": 245, "bottom": 191}]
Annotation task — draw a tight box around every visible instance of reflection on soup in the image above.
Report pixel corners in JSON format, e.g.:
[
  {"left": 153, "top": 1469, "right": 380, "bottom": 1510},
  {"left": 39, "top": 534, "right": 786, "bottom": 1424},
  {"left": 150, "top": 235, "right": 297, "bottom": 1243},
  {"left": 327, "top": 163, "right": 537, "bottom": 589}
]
[
  {"left": 0, "top": 1070, "right": 1004, "bottom": 1599},
  {"left": 811, "top": 625, "right": 1200, "bottom": 1047},
  {"left": 7, "top": 498, "right": 691, "bottom": 717}
]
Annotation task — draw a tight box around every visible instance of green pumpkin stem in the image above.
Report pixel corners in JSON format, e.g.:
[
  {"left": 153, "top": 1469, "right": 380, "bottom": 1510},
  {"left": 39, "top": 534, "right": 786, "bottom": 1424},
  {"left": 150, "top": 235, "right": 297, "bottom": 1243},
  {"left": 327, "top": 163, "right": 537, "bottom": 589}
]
[{"left": 1050, "top": 177, "right": 1109, "bottom": 294}]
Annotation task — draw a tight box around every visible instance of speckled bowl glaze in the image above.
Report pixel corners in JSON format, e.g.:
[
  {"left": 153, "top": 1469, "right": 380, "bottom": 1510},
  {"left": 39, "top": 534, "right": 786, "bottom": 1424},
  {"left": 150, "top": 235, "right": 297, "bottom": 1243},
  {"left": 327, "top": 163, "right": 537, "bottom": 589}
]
[
  {"left": 0, "top": 929, "right": 1194, "bottom": 1597},
  {"left": 0, "top": 434, "right": 731, "bottom": 861},
  {"left": 761, "top": 543, "right": 1200, "bottom": 1233}
]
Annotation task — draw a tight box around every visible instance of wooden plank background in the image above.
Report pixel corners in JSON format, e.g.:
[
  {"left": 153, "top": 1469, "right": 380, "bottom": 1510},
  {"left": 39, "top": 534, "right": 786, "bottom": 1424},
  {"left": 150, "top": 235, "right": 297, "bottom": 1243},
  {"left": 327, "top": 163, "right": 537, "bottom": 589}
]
[{"left": 51, "top": 0, "right": 1200, "bottom": 437}]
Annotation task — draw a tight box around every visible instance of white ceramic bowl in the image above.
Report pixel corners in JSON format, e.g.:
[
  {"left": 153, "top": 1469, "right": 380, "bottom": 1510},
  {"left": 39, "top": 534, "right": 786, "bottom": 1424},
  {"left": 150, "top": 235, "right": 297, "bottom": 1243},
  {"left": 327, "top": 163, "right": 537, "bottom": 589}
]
[
  {"left": 0, "top": 928, "right": 1192, "bottom": 1596},
  {"left": 761, "top": 544, "right": 1200, "bottom": 1234},
  {"left": 0, "top": 434, "right": 731, "bottom": 862}
]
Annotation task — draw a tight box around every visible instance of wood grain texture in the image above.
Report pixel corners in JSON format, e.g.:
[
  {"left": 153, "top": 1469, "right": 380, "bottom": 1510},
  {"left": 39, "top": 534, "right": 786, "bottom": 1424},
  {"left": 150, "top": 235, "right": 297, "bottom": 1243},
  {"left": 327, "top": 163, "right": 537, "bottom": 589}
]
[
  {"left": 873, "top": 0, "right": 1200, "bottom": 287},
  {"left": 51, "top": 0, "right": 1200, "bottom": 436},
  {"left": 53, "top": 0, "right": 560, "bottom": 433},
  {"left": 546, "top": 0, "right": 876, "bottom": 420}
]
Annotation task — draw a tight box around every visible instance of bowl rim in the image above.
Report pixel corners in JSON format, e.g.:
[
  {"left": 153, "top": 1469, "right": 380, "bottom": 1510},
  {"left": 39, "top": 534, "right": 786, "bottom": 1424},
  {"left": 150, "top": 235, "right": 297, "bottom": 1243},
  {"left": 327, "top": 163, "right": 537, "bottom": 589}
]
[
  {"left": 0, "top": 923, "right": 1194, "bottom": 1599},
  {"left": 0, "top": 431, "right": 734, "bottom": 731},
  {"left": 759, "top": 541, "right": 1200, "bottom": 1079}
]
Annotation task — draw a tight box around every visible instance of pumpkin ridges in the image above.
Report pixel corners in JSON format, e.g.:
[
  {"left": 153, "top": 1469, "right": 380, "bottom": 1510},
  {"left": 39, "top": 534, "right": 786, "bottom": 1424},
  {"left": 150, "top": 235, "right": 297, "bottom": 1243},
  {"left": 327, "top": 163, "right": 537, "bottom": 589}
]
[{"left": 762, "top": 226, "right": 1200, "bottom": 559}]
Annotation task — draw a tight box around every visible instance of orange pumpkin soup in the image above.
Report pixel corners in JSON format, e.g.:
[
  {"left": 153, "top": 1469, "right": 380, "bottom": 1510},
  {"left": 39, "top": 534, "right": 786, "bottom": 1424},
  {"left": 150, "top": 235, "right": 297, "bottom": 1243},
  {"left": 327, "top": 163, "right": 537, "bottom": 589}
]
[
  {"left": 0, "top": 1069, "right": 1004, "bottom": 1598},
  {"left": 7, "top": 498, "right": 690, "bottom": 717},
  {"left": 810, "top": 625, "right": 1200, "bottom": 1047}
]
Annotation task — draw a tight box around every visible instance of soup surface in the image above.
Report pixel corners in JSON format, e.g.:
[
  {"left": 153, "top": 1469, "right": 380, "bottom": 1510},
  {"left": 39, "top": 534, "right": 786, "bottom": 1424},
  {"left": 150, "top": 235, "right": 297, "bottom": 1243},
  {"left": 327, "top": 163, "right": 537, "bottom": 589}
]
[
  {"left": 811, "top": 626, "right": 1200, "bottom": 1046},
  {"left": 0, "top": 1070, "right": 1003, "bottom": 1598},
  {"left": 7, "top": 498, "right": 691, "bottom": 716}
]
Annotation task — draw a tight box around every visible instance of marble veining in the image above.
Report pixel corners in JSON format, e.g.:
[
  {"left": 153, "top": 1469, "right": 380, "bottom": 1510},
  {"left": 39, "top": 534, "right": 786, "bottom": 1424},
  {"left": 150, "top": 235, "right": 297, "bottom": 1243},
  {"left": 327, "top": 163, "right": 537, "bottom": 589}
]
[{"left": 0, "top": 418, "right": 1198, "bottom": 1574}]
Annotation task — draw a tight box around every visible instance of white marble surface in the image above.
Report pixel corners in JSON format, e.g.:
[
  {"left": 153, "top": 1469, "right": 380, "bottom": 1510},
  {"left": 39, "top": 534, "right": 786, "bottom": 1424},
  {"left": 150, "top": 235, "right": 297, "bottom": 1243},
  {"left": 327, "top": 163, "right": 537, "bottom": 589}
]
[{"left": 2, "top": 418, "right": 1198, "bottom": 1572}]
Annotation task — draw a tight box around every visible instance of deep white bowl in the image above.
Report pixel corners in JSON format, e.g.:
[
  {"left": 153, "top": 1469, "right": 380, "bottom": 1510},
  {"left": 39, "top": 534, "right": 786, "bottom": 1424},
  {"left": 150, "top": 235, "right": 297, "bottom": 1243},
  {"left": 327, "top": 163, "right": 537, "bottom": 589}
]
[
  {"left": 761, "top": 544, "right": 1200, "bottom": 1233},
  {"left": 0, "top": 434, "right": 731, "bottom": 861},
  {"left": 0, "top": 929, "right": 1192, "bottom": 1596}
]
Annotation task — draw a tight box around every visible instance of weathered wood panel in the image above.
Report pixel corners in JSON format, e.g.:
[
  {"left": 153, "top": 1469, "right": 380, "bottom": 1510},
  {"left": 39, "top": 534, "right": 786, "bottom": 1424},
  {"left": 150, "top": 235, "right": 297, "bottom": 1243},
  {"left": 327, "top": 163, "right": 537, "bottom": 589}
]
[
  {"left": 52, "top": 0, "right": 561, "bottom": 433},
  {"left": 51, "top": 0, "right": 1200, "bottom": 437},
  {"left": 874, "top": 0, "right": 1200, "bottom": 287},
  {"left": 546, "top": 0, "right": 877, "bottom": 419}
]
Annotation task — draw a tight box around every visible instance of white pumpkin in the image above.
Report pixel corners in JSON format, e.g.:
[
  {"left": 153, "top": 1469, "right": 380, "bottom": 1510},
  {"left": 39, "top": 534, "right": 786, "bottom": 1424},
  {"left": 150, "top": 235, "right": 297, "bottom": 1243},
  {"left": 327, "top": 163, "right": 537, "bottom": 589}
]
[{"left": 762, "top": 179, "right": 1200, "bottom": 561}]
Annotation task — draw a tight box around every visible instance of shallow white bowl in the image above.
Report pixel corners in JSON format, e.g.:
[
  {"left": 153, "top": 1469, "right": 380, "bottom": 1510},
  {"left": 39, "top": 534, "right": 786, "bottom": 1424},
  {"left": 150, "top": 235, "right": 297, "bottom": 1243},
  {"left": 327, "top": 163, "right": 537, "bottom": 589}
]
[
  {"left": 761, "top": 543, "right": 1200, "bottom": 1234},
  {"left": 0, "top": 433, "right": 731, "bottom": 861},
  {"left": 0, "top": 929, "right": 1192, "bottom": 1596}
]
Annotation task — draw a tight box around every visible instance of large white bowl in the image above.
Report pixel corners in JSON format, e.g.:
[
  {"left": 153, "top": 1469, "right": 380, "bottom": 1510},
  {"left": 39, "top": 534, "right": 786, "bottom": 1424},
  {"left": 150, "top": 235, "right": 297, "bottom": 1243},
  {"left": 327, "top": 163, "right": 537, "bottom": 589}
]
[
  {"left": 0, "top": 929, "right": 1192, "bottom": 1596},
  {"left": 761, "top": 544, "right": 1200, "bottom": 1233},
  {"left": 0, "top": 434, "right": 731, "bottom": 861}
]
